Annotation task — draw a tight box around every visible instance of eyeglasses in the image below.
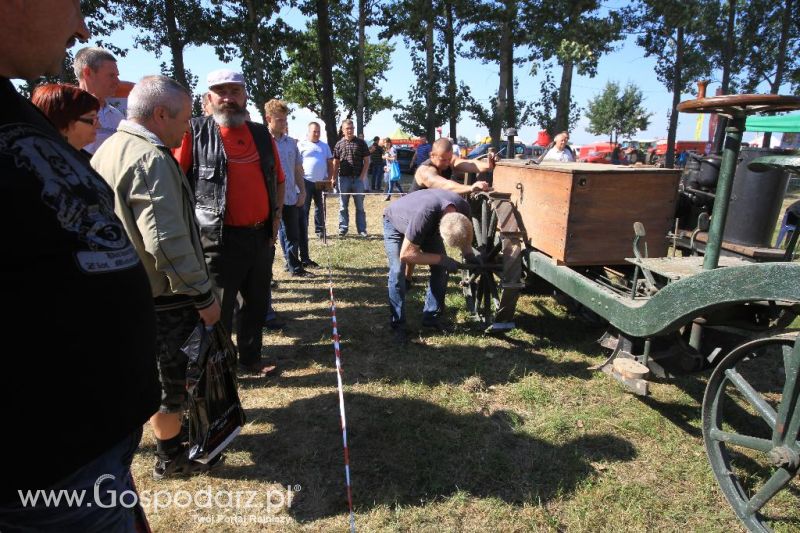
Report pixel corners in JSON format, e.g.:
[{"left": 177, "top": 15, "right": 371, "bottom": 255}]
[{"left": 76, "top": 116, "right": 99, "bottom": 126}]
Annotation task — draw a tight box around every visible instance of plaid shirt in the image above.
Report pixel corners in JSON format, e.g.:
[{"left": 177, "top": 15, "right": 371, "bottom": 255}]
[{"left": 334, "top": 136, "right": 370, "bottom": 177}]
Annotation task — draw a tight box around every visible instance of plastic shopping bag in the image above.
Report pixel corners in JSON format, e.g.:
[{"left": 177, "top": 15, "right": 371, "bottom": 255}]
[
  {"left": 182, "top": 322, "right": 246, "bottom": 464},
  {"left": 390, "top": 161, "right": 401, "bottom": 181}
]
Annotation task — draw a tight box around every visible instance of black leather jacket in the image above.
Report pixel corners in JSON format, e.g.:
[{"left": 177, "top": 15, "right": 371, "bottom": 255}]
[{"left": 186, "top": 116, "right": 279, "bottom": 244}]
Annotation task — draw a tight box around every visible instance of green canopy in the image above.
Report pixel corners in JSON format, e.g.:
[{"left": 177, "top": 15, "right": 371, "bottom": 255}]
[
  {"left": 745, "top": 113, "right": 800, "bottom": 133},
  {"left": 390, "top": 128, "right": 413, "bottom": 139}
]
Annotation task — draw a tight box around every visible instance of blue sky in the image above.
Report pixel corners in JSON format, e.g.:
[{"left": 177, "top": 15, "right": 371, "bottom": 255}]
[{"left": 101, "top": 5, "right": 782, "bottom": 147}]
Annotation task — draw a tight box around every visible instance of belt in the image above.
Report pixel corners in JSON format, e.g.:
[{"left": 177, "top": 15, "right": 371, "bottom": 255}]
[{"left": 226, "top": 220, "right": 267, "bottom": 230}]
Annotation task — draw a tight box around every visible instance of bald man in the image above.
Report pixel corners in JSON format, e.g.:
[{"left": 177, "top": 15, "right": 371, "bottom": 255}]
[{"left": 411, "top": 137, "right": 493, "bottom": 194}]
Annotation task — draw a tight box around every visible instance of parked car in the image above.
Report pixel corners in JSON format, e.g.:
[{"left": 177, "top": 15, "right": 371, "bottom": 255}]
[
  {"left": 647, "top": 140, "right": 708, "bottom": 166},
  {"left": 467, "top": 142, "right": 531, "bottom": 159},
  {"left": 395, "top": 147, "right": 415, "bottom": 174}
]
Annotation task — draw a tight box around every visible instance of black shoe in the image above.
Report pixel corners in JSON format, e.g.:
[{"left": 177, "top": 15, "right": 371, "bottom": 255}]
[
  {"left": 422, "top": 319, "right": 454, "bottom": 333},
  {"left": 384, "top": 196, "right": 391, "bottom": 201},
  {"left": 153, "top": 449, "right": 224, "bottom": 480},
  {"left": 291, "top": 269, "right": 315, "bottom": 278},
  {"left": 302, "top": 260, "right": 320, "bottom": 268},
  {"left": 392, "top": 327, "right": 409, "bottom": 345},
  {"left": 263, "top": 317, "right": 286, "bottom": 329},
  {"left": 270, "top": 279, "right": 279, "bottom": 289}
]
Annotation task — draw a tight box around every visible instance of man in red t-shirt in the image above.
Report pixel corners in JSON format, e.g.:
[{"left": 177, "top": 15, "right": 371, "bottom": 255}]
[{"left": 174, "top": 69, "right": 285, "bottom": 376}]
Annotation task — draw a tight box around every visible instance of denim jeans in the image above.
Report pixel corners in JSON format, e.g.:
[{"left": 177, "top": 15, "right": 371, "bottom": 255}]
[
  {"left": 0, "top": 428, "right": 146, "bottom": 532},
  {"left": 338, "top": 176, "right": 366, "bottom": 234},
  {"left": 385, "top": 174, "right": 404, "bottom": 196},
  {"left": 278, "top": 205, "right": 303, "bottom": 273},
  {"left": 370, "top": 164, "right": 384, "bottom": 191},
  {"left": 302, "top": 179, "right": 323, "bottom": 253},
  {"left": 383, "top": 217, "right": 447, "bottom": 328}
]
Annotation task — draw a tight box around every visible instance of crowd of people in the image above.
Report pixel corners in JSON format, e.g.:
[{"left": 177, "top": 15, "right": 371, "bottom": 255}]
[{"left": 0, "top": 2, "right": 508, "bottom": 530}]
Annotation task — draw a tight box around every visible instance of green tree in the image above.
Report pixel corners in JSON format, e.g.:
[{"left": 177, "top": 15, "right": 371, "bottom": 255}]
[
  {"left": 283, "top": 11, "right": 394, "bottom": 135},
  {"left": 734, "top": 0, "right": 799, "bottom": 146},
  {"left": 209, "top": 0, "right": 298, "bottom": 121},
  {"left": 382, "top": 0, "right": 446, "bottom": 139},
  {"left": 461, "top": 0, "right": 532, "bottom": 147},
  {"left": 117, "top": 0, "right": 212, "bottom": 92},
  {"left": 635, "top": 0, "right": 714, "bottom": 167},
  {"left": 585, "top": 81, "right": 651, "bottom": 144},
  {"left": 524, "top": 0, "right": 627, "bottom": 136}
]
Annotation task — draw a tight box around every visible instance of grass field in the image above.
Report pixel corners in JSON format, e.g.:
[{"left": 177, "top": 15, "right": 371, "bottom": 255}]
[{"left": 131, "top": 177, "right": 800, "bottom": 532}]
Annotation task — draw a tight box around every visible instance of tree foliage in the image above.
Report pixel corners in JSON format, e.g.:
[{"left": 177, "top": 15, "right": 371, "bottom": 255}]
[
  {"left": 283, "top": 20, "right": 394, "bottom": 128},
  {"left": 585, "top": 81, "right": 651, "bottom": 144},
  {"left": 634, "top": 0, "right": 714, "bottom": 166},
  {"left": 523, "top": 0, "right": 628, "bottom": 135},
  {"left": 117, "top": 0, "right": 213, "bottom": 92},
  {"left": 208, "top": 0, "right": 298, "bottom": 121}
]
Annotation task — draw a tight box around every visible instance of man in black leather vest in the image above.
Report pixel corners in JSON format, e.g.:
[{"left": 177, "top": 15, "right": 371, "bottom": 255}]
[{"left": 175, "top": 69, "right": 286, "bottom": 376}]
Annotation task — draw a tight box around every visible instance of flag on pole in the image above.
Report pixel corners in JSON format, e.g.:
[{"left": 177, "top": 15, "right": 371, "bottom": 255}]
[{"left": 694, "top": 113, "right": 704, "bottom": 141}]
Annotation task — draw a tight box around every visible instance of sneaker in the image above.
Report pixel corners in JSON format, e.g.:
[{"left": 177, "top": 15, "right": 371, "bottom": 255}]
[
  {"left": 358, "top": 231, "right": 368, "bottom": 237},
  {"left": 153, "top": 450, "right": 224, "bottom": 480},
  {"left": 384, "top": 196, "right": 391, "bottom": 201},
  {"left": 291, "top": 269, "right": 315, "bottom": 278},
  {"left": 339, "top": 231, "right": 347, "bottom": 237},
  {"left": 302, "top": 259, "right": 320, "bottom": 268},
  {"left": 238, "top": 360, "right": 278, "bottom": 376},
  {"left": 270, "top": 279, "right": 278, "bottom": 289}
]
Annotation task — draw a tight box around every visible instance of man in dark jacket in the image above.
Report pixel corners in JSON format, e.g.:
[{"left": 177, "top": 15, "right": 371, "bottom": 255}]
[
  {"left": 174, "top": 69, "right": 286, "bottom": 376},
  {"left": 0, "top": 2, "right": 160, "bottom": 531}
]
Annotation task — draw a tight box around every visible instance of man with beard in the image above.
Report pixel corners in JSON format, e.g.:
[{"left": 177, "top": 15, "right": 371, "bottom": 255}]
[
  {"left": 0, "top": 2, "right": 160, "bottom": 530},
  {"left": 175, "top": 69, "right": 285, "bottom": 376}
]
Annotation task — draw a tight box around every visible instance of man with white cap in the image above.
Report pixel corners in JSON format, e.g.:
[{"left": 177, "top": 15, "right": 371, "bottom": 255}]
[{"left": 174, "top": 69, "right": 286, "bottom": 376}]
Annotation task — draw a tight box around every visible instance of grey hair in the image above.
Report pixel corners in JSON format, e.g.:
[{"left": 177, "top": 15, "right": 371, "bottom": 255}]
[
  {"left": 127, "top": 76, "right": 190, "bottom": 120},
  {"left": 341, "top": 119, "right": 354, "bottom": 128},
  {"left": 73, "top": 47, "right": 117, "bottom": 79},
  {"left": 439, "top": 212, "right": 473, "bottom": 249}
]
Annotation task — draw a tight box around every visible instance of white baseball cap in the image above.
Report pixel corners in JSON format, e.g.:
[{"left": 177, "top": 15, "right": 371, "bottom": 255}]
[{"left": 207, "top": 69, "right": 246, "bottom": 90}]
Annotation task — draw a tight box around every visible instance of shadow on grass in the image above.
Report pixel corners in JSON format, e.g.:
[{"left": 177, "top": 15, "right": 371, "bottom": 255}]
[{"left": 213, "top": 392, "right": 636, "bottom": 522}]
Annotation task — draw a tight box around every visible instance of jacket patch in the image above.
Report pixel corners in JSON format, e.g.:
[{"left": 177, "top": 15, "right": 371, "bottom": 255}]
[{"left": 0, "top": 123, "right": 139, "bottom": 274}]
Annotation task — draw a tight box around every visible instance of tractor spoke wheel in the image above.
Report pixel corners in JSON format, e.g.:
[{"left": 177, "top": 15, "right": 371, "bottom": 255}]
[
  {"left": 462, "top": 193, "right": 524, "bottom": 329},
  {"left": 702, "top": 333, "right": 800, "bottom": 532}
]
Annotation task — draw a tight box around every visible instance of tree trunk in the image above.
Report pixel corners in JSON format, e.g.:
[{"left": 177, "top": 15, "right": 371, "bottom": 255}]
[
  {"left": 503, "top": 0, "right": 516, "bottom": 130},
  {"left": 554, "top": 60, "right": 573, "bottom": 135},
  {"left": 356, "top": 0, "right": 366, "bottom": 136},
  {"left": 720, "top": 0, "right": 735, "bottom": 94},
  {"left": 425, "top": 9, "right": 436, "bottom": 141},
  {"left": 316, "top": 0, "right": 338, "bottom": 144},
  {"left": 444, "top": 0, "right": 457, "bottom": 139},
  {"left": 666, "top": 26, "right": 684, "bottom": 169},
  {"left": 763, "top": 0, "right": 794, "bottom": 148},
  {"left": 493, "top": 15, "right": 510, "bottom": 148},
  {"left": 163, "top": 0, "right": 188, "bottom": 90}
]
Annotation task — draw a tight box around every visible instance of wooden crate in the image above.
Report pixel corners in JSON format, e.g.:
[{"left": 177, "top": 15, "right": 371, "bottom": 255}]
[{"left": 492, "top": 161, "right": 681, "bottom": 265}]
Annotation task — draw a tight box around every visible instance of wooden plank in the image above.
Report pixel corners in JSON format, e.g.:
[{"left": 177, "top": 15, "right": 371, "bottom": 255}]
[{"left": 678, "top": 230, "right": 787, "bottom": 259}]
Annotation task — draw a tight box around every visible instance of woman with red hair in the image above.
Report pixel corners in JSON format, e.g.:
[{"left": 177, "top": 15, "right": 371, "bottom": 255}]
[{"left": 31, "top": 83, "right": 101, "bottom": 155}]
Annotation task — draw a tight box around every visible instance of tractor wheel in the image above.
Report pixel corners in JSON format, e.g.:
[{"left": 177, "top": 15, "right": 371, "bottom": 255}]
[
  {"left": 702, "top": 332, "right": 800, "bottom": 532},
  {"left": 461, "top": 192, "right": 525, "bottom": 331}
]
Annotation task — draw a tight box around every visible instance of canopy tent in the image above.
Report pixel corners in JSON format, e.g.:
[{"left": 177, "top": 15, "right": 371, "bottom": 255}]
[
  {"left": 745, "top": 113, "right": 800, "bottom": 133},
  {"left": 390, "top": 128, "right": 413, "bottom": 139}
]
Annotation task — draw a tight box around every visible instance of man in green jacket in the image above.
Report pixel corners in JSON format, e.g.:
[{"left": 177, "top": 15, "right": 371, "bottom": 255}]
[{"left": 92, "top": 75, "right": 222, "bottom": 480}]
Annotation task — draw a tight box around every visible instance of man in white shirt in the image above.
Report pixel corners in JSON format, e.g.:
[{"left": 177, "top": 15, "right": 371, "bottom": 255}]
[
  {"left": 298, "top": 121, "right": 334, "bottom": 247},
  {"left": 541, "top": 131, "right": 576, "bottom": 162},
  {"left": 74, "top": 47, "right": 123, "bottom": 154}
]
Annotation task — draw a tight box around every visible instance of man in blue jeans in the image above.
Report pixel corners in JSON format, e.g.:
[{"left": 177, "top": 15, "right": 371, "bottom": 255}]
[
  {"left": 383, "top": 189, "right": 475, "bottom": 343},
  {"left": 332, "top": 119, "right": 370, "bottom": 236}
]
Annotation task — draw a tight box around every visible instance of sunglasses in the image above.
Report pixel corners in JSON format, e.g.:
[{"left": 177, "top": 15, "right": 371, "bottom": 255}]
[{"left": 76, "top": 116, "right": 99, "bottom": 126}]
